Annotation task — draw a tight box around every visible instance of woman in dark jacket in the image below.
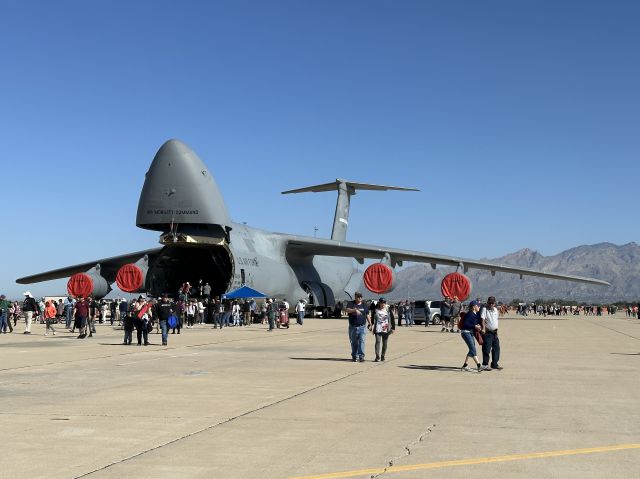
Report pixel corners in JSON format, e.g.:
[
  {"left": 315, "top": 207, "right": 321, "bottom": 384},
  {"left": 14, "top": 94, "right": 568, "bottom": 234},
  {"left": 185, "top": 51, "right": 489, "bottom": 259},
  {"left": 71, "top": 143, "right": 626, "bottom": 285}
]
[{"left": 460, "top": 301, "right": 483, "bottom": 372}]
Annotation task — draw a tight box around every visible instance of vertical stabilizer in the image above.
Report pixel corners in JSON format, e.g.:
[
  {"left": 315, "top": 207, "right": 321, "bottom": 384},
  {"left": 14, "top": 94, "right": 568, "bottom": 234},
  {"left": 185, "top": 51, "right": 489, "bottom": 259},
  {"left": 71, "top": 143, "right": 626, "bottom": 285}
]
[{"left": 282, "top": 180, "right": 418, "bottom": 242}]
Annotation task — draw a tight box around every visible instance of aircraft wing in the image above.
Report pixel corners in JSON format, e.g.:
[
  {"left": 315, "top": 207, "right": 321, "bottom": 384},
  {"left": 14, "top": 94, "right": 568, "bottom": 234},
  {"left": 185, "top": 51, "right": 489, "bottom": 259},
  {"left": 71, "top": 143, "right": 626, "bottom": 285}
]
[
  {"left": 16, "top": 248, "right": 163, "bottom": 284},
  {"left": 284, "top": 236, "right": 610, "bottom": 286}
]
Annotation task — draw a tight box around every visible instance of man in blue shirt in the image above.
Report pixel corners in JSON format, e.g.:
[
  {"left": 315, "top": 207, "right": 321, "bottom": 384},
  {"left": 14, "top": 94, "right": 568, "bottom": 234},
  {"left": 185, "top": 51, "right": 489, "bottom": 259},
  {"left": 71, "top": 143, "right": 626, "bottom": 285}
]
[{"left": 345, "top": 292, "right": 371, "bottom": 362}]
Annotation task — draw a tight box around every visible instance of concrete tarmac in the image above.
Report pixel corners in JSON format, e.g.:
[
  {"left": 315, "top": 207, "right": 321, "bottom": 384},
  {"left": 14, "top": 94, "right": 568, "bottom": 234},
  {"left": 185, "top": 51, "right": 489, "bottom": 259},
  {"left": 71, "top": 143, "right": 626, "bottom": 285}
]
[{"left": 1, "top": 313, "right": 639, "bottom": 479}]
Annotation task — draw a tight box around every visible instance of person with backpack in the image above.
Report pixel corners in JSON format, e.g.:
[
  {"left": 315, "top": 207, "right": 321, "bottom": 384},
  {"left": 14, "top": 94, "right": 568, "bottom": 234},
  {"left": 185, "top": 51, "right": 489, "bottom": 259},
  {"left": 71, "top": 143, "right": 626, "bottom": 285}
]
[
  {"left": 21, "top": 291, "right": 39, "bottom": 334},
  {"left": 173, "top": 298, "right": 185, "bottom": 334},
  {"left": 460, "top": 301, "right": 483, "bottom": 372},
  {"left": 154, "top": 293, "right": 173, "bottom": 346}
]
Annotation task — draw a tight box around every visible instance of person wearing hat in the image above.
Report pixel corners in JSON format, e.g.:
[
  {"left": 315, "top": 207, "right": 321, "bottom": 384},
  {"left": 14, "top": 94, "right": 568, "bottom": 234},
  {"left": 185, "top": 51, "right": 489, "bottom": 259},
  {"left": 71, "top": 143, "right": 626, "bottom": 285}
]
[
  {"left": 480, "top": 296, "right": 502, "bottom": 370},
  {"left": 345, "top": 292, "right": 371, "bottom": 362},
  {"left": 371, "top": 298, "right": 395, "bottom": 362},
  {"left": 21, "top": 291, "right": 39, "bottom": 334},
  {"left": 0, "top": 294, "right": 12, "bottom": 333},
  {"left": 459, "top": 300, "right": 483, "bottom": 372}
]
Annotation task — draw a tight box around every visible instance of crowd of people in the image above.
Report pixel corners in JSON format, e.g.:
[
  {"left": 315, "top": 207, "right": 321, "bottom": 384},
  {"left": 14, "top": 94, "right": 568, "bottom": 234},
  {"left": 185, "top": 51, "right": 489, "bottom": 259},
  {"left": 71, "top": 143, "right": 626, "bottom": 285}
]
[
  {"left": 0, "top": 290, "right": 307, "bottom": 345},
  {"left": 1, "top": 290, "right": 638, "bottom": 373}
]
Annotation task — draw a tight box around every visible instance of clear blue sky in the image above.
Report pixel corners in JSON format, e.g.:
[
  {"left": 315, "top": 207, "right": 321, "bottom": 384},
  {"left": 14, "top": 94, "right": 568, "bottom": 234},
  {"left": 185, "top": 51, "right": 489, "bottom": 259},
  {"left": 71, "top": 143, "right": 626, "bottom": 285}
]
[{"left": 1, "top": 0, "right": 638, "bottom": 298}]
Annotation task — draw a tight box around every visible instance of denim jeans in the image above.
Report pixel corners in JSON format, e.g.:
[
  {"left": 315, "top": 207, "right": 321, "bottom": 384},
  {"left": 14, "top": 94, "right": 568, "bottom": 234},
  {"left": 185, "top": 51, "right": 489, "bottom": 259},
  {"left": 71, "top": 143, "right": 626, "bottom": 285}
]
[
  {"left": 65, "top": 308, "right": 73, "bottom": 329},
  {"left": 0, "top": 312, "right": 7, "bottom": 333},
  {"left": 406, "top": 312, "right": 413, "bottom": 326},
  {"left": 482, "top": 330, "right": 500, "bottom": 367},
  {"left": 297, "top": 311, "right": 304, "bottom": 325},
  {"left": 461, "top": 330, "right": 477, "bottom": 357},
  {"left": 349, "top": 325, "right": 366, "bottom": 359},
  {"left": 160, "top": 319, "right": 168, "bottom": 344}
]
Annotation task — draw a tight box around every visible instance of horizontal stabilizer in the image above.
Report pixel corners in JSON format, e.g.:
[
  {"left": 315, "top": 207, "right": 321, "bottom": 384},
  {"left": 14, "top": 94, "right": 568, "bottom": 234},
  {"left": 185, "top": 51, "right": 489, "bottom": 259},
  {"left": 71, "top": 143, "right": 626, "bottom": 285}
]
[
  {"left": 282, "top": 179, "right": 419, "bottom": 195},
  {"left": 282, "top": 179, "right": 419, "bottom": 241}
]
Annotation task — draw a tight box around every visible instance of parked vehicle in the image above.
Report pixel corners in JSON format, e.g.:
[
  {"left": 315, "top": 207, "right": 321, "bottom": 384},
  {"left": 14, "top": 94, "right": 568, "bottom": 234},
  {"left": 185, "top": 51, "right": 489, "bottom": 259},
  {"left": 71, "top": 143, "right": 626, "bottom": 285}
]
[{"left": 413, "top": 300, "right": 442, "bottom": 325}]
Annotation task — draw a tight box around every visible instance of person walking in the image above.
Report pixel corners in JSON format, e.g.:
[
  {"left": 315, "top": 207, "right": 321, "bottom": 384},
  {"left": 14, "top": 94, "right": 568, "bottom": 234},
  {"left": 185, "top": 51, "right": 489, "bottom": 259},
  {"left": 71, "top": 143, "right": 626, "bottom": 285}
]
[
  {"left": 73, "top": 295, "right": 90, "bottom": 339},
  {"left": 441, "top": 296, "right": 452, "bottom": 332},
  {"left": 460, "top": 301, "right": 483, "bottom": 372},
  {"left": 266, "top": 299, "right": 277, "bottom": 331},
  {"left": 345, "top": 292, "right": 371, "bottom": 362},
  {"left": 22, "top": 291, "right": 39, "bottom": 334},
  {"left": 43, "top": 300, "right": 57, "bottom": 335},
  {"left": 0, "top": 294, "right": 12, "bottom": 333},
  {"left": 480, "top": 296, "right": 503, "bottom": 370},
  {"left": 371, "top": 298, "right": 395, "bottom": 362},
  {"left": 295, "top": 299, "right": 306, "bottom": 325},
  {"left": 63, "top": 296, "right": 74, "bottom": 329},
  {"left": 154, "top": 293, "right": 173, "bottom": 346},
  {"left": 133, "top": 297, "right": 151, "bottom": 345},
  {"left": 450, "top": 296, "right": 462, "bottom": 333}
]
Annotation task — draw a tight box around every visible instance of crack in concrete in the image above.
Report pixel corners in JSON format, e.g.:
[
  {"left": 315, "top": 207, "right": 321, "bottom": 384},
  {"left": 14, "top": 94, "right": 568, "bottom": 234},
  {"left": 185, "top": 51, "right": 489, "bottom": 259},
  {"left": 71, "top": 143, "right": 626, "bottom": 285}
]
[{"left": 369, "top": 424, "right": 436, "bottom": 479}]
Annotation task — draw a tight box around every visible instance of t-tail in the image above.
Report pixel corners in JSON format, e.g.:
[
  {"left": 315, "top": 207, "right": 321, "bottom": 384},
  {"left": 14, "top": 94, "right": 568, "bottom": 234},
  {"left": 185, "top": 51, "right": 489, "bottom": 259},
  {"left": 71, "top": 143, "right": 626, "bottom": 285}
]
[{"left": 282, "top": 179, "right": 418, "bottom": 242}]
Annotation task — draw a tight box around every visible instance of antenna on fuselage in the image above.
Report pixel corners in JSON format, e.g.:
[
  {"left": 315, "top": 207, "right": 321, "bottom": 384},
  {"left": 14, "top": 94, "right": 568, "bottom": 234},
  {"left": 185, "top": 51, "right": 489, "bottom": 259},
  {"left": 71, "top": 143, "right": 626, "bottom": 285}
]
[{"left": 282, "top": 179, "right": 419, "bottom": 242}]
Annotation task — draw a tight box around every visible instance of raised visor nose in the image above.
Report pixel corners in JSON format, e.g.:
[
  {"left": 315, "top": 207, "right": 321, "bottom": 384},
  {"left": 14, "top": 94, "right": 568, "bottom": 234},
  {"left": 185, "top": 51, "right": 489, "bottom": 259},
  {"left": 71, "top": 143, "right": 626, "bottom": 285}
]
[{"left": 136, "top": 139, "right": 230, "bottom": 232}]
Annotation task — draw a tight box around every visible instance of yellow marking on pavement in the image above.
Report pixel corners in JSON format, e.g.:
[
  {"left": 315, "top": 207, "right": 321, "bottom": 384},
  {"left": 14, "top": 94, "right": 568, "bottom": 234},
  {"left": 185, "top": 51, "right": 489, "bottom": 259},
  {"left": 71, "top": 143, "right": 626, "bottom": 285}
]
[{"left": 290, "top": 443, "right": 640, "bottom": 479}]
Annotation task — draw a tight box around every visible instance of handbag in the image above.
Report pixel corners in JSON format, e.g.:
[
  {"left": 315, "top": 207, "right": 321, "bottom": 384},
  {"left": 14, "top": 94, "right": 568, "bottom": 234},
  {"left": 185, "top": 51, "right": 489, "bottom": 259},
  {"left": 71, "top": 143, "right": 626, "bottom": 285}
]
[{"left": 474, "top": 330, "right": 484, "bottom": 345}]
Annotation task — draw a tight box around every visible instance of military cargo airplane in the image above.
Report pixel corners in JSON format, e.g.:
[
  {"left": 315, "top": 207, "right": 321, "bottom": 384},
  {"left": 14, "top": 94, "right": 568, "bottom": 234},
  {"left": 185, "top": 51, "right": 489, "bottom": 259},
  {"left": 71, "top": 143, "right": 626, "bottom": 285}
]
[{"left": 17, "top": 140, "right": 609, "bottom": 310}]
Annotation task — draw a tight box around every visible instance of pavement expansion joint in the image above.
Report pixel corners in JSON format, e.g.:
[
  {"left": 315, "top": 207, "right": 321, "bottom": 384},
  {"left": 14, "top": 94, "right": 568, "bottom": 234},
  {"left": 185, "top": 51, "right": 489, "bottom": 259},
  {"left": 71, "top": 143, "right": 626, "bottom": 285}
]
[{"left": 369, "top": 424, "right": 436, "bottom": 479}]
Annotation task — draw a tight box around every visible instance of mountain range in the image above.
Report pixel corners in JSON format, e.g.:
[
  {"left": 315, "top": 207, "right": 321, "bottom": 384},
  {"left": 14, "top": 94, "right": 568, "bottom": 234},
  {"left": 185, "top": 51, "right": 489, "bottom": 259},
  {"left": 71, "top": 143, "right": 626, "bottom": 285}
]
[{"left": 379, "top": 242, "right": 639, "bottom": 303}]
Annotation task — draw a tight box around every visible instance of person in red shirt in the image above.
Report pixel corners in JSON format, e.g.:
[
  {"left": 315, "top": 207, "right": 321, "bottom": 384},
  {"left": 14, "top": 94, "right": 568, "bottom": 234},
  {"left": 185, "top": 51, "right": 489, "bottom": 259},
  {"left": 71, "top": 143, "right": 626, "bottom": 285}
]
[
  {"left": 44, "top": 300, "right": 57, "bottom": 336},
  {"left": 73, "top": 296, "right": 90, "bottom": 339}
]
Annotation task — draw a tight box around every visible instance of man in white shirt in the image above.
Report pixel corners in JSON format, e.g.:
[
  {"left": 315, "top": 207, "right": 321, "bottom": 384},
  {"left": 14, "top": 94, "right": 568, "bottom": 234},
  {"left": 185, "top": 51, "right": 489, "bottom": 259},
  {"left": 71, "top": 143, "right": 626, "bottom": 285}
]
[
  {"left": 481, "top": 296, "right": 502, "bottom": 370},
  {"left": 295, "top": 299, "right": 306, "bottom": 325}
]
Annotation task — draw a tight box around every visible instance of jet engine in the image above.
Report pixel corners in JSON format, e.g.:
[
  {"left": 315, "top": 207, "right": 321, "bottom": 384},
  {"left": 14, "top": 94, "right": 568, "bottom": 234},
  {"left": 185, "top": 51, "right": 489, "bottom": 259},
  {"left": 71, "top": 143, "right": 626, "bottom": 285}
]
[
  {"left": 440, "top": 272, "right": 472, "bottom": 301},
  {"left": 363, "top": 263, "right": 397, "bottom": 294},
  {"left": 115, "top": 257, "right": 149, "bottom": 293},
  {"left": 67, "top": 265, "right": 110, "bottom": 298}
]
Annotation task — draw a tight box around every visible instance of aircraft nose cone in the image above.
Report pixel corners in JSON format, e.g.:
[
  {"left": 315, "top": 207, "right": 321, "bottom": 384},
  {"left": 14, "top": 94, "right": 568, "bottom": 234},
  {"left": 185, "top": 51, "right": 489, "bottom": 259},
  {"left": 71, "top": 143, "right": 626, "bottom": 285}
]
[{"left": 136, "top": 139, "right": 230, "bottom": 230}]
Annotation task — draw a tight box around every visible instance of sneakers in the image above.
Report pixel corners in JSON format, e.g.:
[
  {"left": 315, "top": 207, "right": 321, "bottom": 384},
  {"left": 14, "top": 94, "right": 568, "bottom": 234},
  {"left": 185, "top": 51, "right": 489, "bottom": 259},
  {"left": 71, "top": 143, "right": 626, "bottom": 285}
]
[
  {"left": 374, "top": 357, "right": 379, "bottom": 362},
  {"left": 358, "top": 356, "right": 365, "bottom": 362},
  {"left": 462, "top": 366, "right": 474, "bottom": 372},
  {"left": 441, "top": 327, "right": 445, "bottom": 332},
  {"left": 381, "top": 356, "right": 385, "bottom": 362},
  {"left": 492, "top": 365, "right": 504, "bottom": 370},
  {"left": 351, "top": 358, "right": 357, "bottom": 362},
  {"left": 480, "top": 365, "right": 491, "bottom": 371}
]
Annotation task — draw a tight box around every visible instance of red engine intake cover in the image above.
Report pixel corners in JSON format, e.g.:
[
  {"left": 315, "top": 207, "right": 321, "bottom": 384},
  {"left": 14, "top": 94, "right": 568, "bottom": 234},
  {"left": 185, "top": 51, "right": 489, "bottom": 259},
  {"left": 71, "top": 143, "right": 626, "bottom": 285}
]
[
  {"left": 67, "top": 273, "right": 94, "bottom": 298},
  {"left": 440, "top": 272, "right": 472, "bottom": 301},
  {"left": 116, "top": 264, "right": 145, "bottom": 292},
  {"left": 363, "top": 263, "right": 396, "bottom": 294}
]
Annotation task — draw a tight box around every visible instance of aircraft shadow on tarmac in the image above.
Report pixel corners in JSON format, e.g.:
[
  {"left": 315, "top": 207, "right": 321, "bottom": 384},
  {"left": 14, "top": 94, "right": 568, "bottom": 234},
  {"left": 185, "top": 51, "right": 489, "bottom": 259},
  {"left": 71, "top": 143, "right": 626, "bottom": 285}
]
[
  {"left": 400, "top": 364, "right": 463, "bottom": 372},
  {"left": 289, "top": 357, "right": 356, "bottom": 362}
]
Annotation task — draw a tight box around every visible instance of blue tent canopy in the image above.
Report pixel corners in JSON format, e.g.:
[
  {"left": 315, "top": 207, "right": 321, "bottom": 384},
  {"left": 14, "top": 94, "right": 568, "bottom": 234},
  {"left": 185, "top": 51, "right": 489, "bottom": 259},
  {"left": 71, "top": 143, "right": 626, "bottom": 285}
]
[{"left": 222, "top": 285, "right": 268, "bottom": 299}]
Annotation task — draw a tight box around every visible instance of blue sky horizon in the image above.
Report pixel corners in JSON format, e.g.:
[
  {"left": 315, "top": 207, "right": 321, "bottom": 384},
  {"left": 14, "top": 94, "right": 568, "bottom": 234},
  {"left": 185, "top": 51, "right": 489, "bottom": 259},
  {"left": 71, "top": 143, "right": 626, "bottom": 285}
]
[{"left": 1, "top": 1, "right": 638, "bottom": 299}]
